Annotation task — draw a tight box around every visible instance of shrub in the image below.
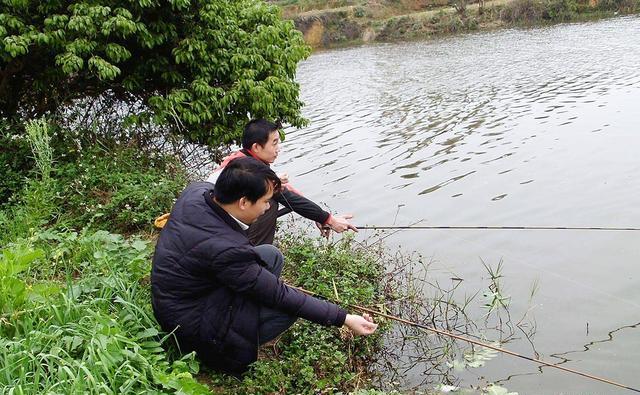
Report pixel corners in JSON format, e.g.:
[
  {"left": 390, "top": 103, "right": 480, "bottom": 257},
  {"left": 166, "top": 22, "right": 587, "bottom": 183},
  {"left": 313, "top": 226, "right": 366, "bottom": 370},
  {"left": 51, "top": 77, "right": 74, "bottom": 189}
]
[
  {"left": 436, "top": 14, "right": 480, "bottom": 32},
  {"left": 54, "top": 145, "right": 188, "bottom": 233},
  {"left": 3, "top": 119, "right": 186, "bottom": 234},
  {"left": 500, "top": 0, "right": 547, "bottom": 22},
  {"left": 1, "top": 0, "right": 311, "bottom": 146},
  {"left": 543, "top": 0, "right": 578, "bottom": 20},
  {"left": 500, "top": 0, "right": 579, "bottom": 22}
]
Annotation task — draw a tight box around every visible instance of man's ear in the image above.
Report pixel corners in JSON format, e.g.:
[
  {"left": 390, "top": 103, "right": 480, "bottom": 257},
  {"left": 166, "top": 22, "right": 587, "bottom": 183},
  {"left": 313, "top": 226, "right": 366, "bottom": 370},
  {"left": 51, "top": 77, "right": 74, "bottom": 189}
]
[{"left": 238, "top": 197, "right": 248, "bottom": 210}]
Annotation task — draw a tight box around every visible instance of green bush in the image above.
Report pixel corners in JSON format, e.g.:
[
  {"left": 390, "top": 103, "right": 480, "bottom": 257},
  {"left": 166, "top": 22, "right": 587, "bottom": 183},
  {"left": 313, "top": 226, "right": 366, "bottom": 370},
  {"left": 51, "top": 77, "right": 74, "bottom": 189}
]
[
  {"left": 0, "top": 124, "right": 181, "bottom": 312},
  {"left": 500, "top": 0, "right": 580, "bottom": 22},
  {"left": 54, "top": 146, "right": 187, "bottom": 233},
  {"left": 544, "top": 0, "right": 578, "bottom": 20},
  {"left": 3, "top": 121, "right": 186, "bottom": 235},
  {"left": 354, "top": 6, "right": 367, "bottom": 17},
  {"left": 281, "top": 233, "right": 382, "bottom": 304},
  {"left": 1, "top": 0, "right": 311, "bottom": 146},
  {"left": 500, "top": 0, "right": 547, "bottom": 22},
  {"left": 433, "top": 13, "right": 479, "bottom": 33}
]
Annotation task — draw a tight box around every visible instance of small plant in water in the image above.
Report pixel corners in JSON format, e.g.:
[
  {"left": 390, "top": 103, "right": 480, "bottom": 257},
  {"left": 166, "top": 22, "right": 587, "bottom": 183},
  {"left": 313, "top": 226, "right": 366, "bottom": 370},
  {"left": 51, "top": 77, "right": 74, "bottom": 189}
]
[{"left": 481, "top": 259, "right": 511, "bottom": 315}]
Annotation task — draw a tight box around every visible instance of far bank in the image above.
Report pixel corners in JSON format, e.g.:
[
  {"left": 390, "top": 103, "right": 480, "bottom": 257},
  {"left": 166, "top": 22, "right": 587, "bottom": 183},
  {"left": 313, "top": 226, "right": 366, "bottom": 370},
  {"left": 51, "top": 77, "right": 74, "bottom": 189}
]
[{"left": 271, "top": 0, "right": 640, "bottom": 49}]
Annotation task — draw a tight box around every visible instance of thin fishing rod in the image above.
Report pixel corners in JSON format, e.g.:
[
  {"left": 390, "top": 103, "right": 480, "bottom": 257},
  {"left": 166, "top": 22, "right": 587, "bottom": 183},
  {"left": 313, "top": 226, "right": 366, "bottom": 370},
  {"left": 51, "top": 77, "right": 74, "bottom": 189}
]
[
  {"left": 290, "top": 285, "right": 640, "bottom": 393},
  {"left": 357, "top": 225, "right": 640, "bottom": 231}
]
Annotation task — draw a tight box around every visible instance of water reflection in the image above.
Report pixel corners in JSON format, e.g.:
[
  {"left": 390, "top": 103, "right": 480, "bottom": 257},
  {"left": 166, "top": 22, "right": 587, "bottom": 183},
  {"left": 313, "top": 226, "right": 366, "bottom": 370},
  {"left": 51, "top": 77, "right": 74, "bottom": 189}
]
[
  {"left": 550, "top": 321, "right": 640, "bottom": 361},
  {"left": 492, "top": 321, "right": 640, "bottom": 390}
]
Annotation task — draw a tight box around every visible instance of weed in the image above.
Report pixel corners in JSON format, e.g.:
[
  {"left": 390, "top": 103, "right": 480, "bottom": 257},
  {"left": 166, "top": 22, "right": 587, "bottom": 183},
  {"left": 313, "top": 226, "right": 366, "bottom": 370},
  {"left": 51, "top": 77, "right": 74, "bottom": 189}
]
[
  {"left": 481, "top": 259, "right": 510, "bottom": 316},
  {"left": 25, "top": 119, "right": 53, "bottom": 182}
]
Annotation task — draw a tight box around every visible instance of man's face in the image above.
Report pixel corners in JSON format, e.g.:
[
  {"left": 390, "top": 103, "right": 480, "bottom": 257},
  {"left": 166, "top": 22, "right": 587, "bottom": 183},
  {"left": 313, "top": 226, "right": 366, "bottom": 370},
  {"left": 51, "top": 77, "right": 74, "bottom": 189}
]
[
  {"left": 252, "top": 130, "right": 281, "bottom": 164},
  {"left": 242, "top": 184, "right": 274, "bottom": 224}
]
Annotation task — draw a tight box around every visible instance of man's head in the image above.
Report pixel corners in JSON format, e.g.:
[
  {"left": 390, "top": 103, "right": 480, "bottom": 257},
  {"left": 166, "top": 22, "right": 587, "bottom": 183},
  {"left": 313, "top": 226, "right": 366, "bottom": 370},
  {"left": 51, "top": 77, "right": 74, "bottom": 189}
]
[
  {"left": 242, "top": 119, "right": 281, "bottom": 164},
  {"left": 214, "top": 157, "right": 282, "bottom": 224}
]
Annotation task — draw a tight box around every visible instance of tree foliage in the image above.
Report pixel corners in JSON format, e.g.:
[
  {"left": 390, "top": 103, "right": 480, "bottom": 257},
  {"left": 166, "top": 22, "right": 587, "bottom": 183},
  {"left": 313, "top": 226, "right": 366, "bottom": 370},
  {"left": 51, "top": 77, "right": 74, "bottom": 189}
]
[{"left": 0, "top": 0, "right": 311, "bottom": 145}]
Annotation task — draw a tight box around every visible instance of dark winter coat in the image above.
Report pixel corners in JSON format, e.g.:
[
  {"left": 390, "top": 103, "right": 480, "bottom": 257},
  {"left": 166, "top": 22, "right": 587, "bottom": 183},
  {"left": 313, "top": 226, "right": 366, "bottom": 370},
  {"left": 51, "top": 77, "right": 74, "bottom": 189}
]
[{"left": 151, "top": 182, "right": 347, "bottom": 375}]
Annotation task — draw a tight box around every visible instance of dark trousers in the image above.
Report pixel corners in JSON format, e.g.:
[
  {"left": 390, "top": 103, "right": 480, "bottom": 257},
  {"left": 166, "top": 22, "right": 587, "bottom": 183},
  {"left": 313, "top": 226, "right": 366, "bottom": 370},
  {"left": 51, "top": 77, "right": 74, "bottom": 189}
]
[{"left": 254, "top": 244, "right": 298, "bottom": 344}]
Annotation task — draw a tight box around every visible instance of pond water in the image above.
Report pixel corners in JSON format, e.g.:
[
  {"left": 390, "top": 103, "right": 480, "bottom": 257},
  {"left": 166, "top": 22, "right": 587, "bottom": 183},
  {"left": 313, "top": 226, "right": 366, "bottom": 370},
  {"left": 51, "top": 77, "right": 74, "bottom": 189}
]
[{"left": 276, "top": 16, "right": 640, "bottom": 394}]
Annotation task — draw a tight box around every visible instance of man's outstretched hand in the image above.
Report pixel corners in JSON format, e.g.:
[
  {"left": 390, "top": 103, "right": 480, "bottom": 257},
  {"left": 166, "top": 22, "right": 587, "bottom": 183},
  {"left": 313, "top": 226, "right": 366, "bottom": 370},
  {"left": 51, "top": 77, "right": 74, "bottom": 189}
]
[
  {"left": 326, "top": 214, "right": 358, "bottom": 233},
  {"left": 344, "top": 313, "right": 378, "bottom": 335}
]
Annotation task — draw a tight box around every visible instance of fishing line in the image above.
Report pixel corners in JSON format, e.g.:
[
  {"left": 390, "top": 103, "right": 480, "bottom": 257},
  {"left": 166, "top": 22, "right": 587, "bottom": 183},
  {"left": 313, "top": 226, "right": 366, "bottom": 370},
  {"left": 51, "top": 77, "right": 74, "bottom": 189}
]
[
  {"left": 275, "top": 195, "right": 640, "bottom": 310},
  {"left": 357, "top": 225, "right": 640, "bottom": 231},
  {"left": 291, "top": 285, "right": 640, "bottom": 393}
]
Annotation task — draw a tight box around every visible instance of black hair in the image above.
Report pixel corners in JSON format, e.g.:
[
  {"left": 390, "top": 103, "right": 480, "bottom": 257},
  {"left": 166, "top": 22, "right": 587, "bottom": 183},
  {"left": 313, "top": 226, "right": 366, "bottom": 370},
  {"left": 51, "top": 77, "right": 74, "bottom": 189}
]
[
  {"left": 214, "top": 157, "right": 281, "bottom": 204},
  {"left": 242, "top": 119, "right": 281, "bottom": 150}
]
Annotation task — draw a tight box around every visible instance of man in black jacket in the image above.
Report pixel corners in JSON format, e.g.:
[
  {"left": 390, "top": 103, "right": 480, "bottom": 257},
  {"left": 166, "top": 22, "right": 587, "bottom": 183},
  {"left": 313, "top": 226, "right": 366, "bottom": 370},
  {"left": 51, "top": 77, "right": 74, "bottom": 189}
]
[
  {"left": 152, "top": 157, "right": 377, "bottom": 375},
  {"left": 205, "top": 119, "right": 357, "bottom": 245}
]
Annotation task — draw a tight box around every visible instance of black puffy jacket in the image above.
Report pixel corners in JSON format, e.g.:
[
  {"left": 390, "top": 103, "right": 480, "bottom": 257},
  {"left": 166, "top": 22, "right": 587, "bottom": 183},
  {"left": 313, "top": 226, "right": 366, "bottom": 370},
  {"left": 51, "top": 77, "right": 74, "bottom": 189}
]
[{"left": 151, "top": 182, "right": 347, "bottom": 374}]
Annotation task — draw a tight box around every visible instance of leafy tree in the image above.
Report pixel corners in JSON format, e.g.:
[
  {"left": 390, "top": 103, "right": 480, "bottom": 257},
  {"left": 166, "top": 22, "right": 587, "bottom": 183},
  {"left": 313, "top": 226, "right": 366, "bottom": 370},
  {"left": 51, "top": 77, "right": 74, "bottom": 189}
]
[{"left": 0, "top": 0, "right": 311, "bottom": 146}]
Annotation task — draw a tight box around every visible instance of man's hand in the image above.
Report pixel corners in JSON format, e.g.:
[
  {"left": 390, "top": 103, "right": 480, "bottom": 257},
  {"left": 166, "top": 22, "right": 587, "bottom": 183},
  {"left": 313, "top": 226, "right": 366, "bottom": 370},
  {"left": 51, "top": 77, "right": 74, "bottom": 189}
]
[
  {"left": 327, "top": 214, "right": 358, "bottom": 233},
  {"left": 315, "top": 221, "right": 331, "bottom": 238},
  {"left": 344, "top": 313, "right": 377, "bottom": 335},
  {"left": 277, "top": 172, "right": 289, "bottom": 184}
]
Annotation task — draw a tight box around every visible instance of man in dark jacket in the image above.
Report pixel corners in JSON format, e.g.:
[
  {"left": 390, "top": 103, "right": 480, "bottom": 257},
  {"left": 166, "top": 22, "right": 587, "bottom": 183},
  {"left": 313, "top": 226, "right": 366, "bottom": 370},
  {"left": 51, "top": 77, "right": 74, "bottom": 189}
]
[
  {"left": 152, "top": 157, "right": 377, "bottom": 375},
  {"left": 205, "top": 119, "right": 357, "bottom": 245}
]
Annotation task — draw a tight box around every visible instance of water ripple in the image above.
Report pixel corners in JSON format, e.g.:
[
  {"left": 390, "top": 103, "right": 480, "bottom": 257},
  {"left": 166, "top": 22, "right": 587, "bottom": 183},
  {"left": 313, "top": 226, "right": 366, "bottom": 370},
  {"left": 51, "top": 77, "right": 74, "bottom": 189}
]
[{"left": 280, "top": 16, "right": 640, "bottom": 217}]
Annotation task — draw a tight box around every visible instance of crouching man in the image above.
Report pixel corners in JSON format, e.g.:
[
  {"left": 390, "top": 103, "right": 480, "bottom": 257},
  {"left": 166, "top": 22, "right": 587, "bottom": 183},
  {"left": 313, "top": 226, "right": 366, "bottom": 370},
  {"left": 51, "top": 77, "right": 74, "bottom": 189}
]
[{"left": 151, "top": 157, "right": 377, "bottom": 376}]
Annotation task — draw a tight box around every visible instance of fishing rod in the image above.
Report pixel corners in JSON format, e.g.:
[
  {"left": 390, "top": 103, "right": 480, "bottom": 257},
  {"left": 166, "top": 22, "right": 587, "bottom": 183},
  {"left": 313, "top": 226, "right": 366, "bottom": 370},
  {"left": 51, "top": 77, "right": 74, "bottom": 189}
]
[
  {"left": 356, "top": 225, "right": 640, "bottom": 231},
  {"left": 291, "top": 285, "right": 640, "bottom": 393}
]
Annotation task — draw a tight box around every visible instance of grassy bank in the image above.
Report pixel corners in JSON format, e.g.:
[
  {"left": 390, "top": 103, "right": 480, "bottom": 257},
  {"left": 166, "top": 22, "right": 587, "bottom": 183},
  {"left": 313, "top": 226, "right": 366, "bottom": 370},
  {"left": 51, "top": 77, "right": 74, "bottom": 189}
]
[
  {"left": 0, "top": 120, "right": 389, "bottom": 394},
  {"left": 271, "top": 0, "right": 640, "bottom": 48},
  {"left": 1, "top": 120, "right": 529, "bottom": 393}
]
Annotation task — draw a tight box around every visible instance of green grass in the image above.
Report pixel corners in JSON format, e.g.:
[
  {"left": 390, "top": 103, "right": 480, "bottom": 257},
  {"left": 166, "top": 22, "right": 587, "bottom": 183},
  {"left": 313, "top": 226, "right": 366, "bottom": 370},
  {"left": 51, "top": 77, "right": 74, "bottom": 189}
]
[
  {"left": 0, "top": 120, "right": 208, "bottom": 394},
  {"left": 0, "top": 227, "right": 211, "bottom": 394}
]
